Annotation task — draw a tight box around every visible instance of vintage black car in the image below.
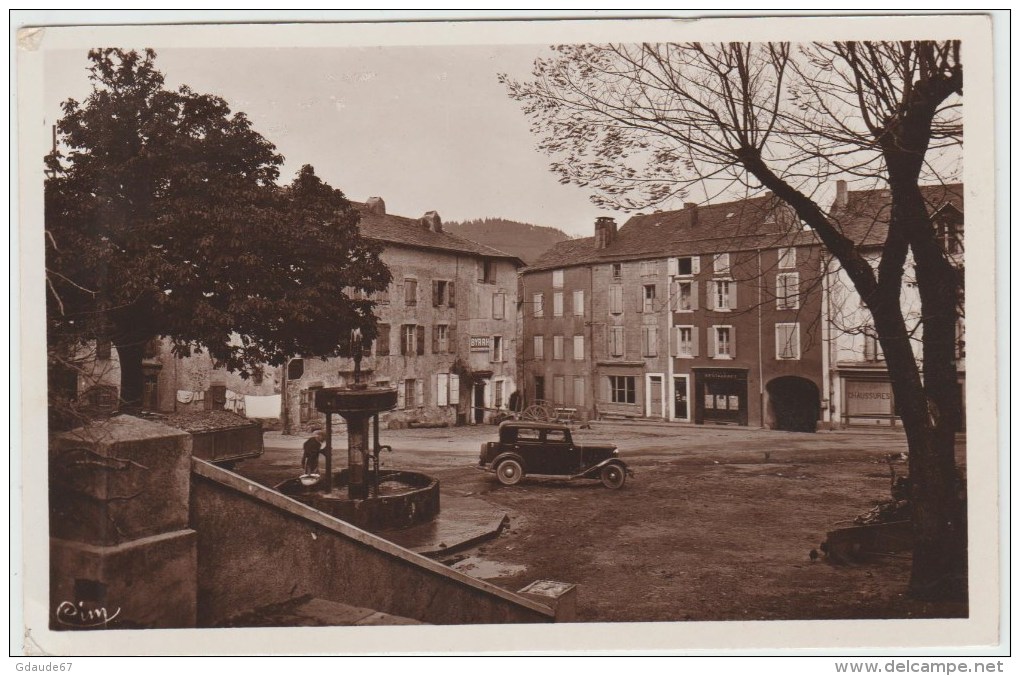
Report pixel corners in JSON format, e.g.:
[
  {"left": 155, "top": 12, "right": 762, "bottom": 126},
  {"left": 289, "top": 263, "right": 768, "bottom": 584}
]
[{"left": 479, "top": 421, "right": 633, "bottom": 489}]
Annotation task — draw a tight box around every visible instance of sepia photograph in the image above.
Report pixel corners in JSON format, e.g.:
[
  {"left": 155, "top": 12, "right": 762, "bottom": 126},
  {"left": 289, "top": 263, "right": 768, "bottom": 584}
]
[{"left": 13, "top": 11, "right": 1004, "bottom": 658}]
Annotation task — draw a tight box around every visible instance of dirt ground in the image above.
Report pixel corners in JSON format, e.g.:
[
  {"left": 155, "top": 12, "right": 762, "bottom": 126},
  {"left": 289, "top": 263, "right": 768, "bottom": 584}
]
[{"left": 236, "top": 421, "right": 968, "bottom": 623}]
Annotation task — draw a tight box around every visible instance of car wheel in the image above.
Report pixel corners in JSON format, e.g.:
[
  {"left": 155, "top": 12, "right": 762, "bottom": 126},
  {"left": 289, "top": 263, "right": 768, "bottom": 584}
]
[
  {"left": 496, "top": 459, "right": 524, "bottom": 486},
  {"left": 600, "top": 464, "right": 626, "bottom": 489}
]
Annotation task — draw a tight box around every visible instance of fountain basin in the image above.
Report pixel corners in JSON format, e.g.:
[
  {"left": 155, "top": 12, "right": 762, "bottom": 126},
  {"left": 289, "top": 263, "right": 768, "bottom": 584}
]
[{"left": 276, "top": 469, "right": 440, "bottom": 532}]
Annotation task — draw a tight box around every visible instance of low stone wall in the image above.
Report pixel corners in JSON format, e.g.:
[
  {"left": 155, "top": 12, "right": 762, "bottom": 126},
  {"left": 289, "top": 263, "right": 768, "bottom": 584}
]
[{"left": 190, "top": 460, "right": 554, "bottom": 626}]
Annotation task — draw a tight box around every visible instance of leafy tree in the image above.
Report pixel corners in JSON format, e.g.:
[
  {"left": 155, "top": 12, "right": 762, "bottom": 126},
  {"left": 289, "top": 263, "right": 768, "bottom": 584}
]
[
  {"left": 46, "top": 48, "right": 390, "bottom": 416},
  {"left": 503, "top": 41, "right": 965, "bottom": 600}
]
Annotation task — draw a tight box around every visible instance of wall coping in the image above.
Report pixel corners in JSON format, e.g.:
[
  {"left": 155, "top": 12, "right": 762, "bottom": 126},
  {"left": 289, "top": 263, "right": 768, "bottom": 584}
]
[{"left": 190, "top": 458, "right": 554, "bottom": 619}]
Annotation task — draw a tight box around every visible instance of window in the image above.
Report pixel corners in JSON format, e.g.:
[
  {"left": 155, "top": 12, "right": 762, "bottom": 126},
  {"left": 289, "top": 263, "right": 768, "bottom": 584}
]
[
  {"left": 939, "top": 218, "right": 964, "bottom": 255},
  {"left": 533, "top": 335, "right": 545, "bottom": 360},
  {"left": 776, "top": 273, "right": 800, "bottom": 310},
  {"left": 776, "top": 323, "right": 800, "bottom": 360},
  {"left": 533, "top": 293, "right": 544, "bottom": 317},
  {"left": 547, "top": 429, "right": 567, "bottom": 442},
  {"left": 372, "top": 283, "right": 391, "bottom": 304},
  {"left": 643, "top": 284, "right": 657, "bottom": 313},
  {"left": 713, "top": 280, "right": 735, "bottom": 310},
  {"left": 573, "top": 377, "right": 585, "bottom": 407},
  {"left": 479, "top": 259, "right": 495, "bottom": 284},
  {"left": 552, "top": 269, "right": 564, "bottom": 288},
  {"left": 611, "top": 263, "right": 622, "bottom": 279},
  {"left": 404, "top": 278, "right": 418, "bottom": 306},
  {"left": 401, "top": 324, "right": 425, "bottom": 356},
  {"left": 553, "top": 376, "right": 566, "bottom": 405},
  {"left": 778, "top": 247, "right": 797, "bottom": 269},
  {"left": 494, "top": 380, "right": 505, "bottom": 409},
  {"left": 436, "top": 374, "right": 449, "bottom": 406},
  {"left": 518, "top": 427, "right": 541, "bottom": 441},
  {"left": 553, "top": 335, "right": 564, "bottom": 360},
  {"left": 573, "top": 290, "right": 585, "bottom": 316},
  {"left": 675, "top": 326, "right": 697, "bottom": 358},
  {"left": 433, "top": 324, "right": 450, "bottom": 354},
  {"left": 376, "top": 324, "right": 391, "bottom": 356},
  {"left": 608, "top": 375, "right": 636, "bottom": 404},
  {"left": 491, "top": 336, "right": 504, "bottom": 362},
  {"left": 433, "top": 280, "right": 455, "bottom": 307},
  {"left": 609, "top": 284, "right": 624, "bottom": 314},
  {"left": 863, "top": 327, "right": 883, "bottom": 362},
  {"left": 609, "top": 326, "right": 625, "bottom": 357},
  {"left": 573, "top": 334, "right": 585, "bottom": 361},
  {"left": 641, "top": 326, "right": 658, "bottom": 357},
  {"left": 713, "top": 253, "right": 730, "bottom": 274},
  {"left": 492, "top": 292, "right": 506, "bottom": 319},
  {"left": 95, "top": 339, "right": 112, "bottom": 361},
  {"left": 403, "top": 379, "right": 418, "bottom": 408},
  {"left": 712, "top": 326, "right": 734, "bottom": 359},
  {"left": 553, "top": 292, "right": 564, "bottom": 317},
  {"left": 675, "top": 256, "right": 699, "bottom": 276},
  {"left": 640, "top": 260, "right": 656, "bottom": 276},
  {"left": 673, "top": 280, "right": 697, "bottom": 312}
]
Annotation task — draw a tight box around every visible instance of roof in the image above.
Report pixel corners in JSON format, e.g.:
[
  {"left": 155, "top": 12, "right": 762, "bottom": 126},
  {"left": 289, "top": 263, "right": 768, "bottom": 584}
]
[
  {"left": 526, "top": 194, "right": 817, "bottom": 273},
  {"left": 353, "top": 203, "right": 524, "bottom": 266},
  {"left": 498, "top": 420, "right": 571, "bottom": 431},
  {"left": 829, "top": 183, "right": 964, "bottom": 248}
]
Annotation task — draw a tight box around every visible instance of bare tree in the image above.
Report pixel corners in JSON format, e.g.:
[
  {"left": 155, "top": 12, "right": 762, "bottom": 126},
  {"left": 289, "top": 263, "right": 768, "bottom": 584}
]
[{"left": 502, "top": 41, "right": 964, "bottom": 600}]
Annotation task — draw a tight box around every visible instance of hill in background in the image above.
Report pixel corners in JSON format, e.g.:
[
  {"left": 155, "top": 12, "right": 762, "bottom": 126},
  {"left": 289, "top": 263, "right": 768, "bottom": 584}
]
[{"left": 443, "top": 217, "right": 571, "bottom": 265}]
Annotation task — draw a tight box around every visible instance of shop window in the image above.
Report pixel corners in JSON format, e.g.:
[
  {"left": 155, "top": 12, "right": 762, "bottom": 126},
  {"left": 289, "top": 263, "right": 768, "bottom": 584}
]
[{"left": 608, "top": 375, "right": 636, "bottom": 404}]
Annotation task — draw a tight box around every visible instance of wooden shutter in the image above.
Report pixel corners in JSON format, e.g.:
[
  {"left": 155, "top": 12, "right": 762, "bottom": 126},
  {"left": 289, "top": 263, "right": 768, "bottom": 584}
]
[
  {"left": 432, "top": 280, "right": 441, "bottom": 307},
  {"left": 449, "top": 374, "right": 460, "bottom": 404},
  {"left": 667, "top": 257, "right": 678, "bottom": 276},
  {"left": 691, "top": 327, "right": 700, "bottom": 357},
  {"left": 377, "top": 324, "right": 390, "bottom": 356},
  {"left": 728, "top": 281, "right": 738, "bottom": 310},
  {"left": 447, "top": 325, "right": 456, "bottom": 353},
  {"left": 690, "top": 281, "right": 699, "bottom": 310},
  {"left": 431, "top": 374, "right": 439, "bottom": 406},
  {"left": 708, "top": 327, "right": 717, "bottom": 357},
  {"left": 432, "top": 325, "right": 440, "bottom": 353},
  {"left": 416, "top": 325, "right": 426, "bottom": 355},
  {"left": 415, "top": 380, "right": 424, "bottom": 407},
  {"left": 691, "top": 256, "right": 701, "bottom": 274},
  {"left": 730, "top": 327, "right": 737, "bottom": 358},
  {"left": 437, "top": 373, "right": 449, "bottom": 406},
  {"left": 397, "top": 381, "right": 406, "bottom": 409},
  {"left": 400, "top": 325, "right": 409, "bottom": 356},
  {"left": 602, "top": 376, "right": 610, "bottom": 402},
  {"left": 671, "top": 326, "right": 678, "bottom": 357},
  {"left": 448, "top": 281, "right": 456, "bottom": 307}
]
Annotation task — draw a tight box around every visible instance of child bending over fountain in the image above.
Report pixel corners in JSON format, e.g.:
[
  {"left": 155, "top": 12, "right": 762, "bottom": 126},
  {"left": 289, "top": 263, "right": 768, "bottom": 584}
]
[{"left": 302, "top": 430, "right": 327, "bottom": 475}]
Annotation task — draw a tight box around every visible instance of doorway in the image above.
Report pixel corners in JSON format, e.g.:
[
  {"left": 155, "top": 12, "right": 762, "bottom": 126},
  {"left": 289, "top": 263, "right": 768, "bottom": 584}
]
[
  {"left": 673, "top": 376, "right": 690, "bottom": 421},
  {"left": 474, "top": 381, "right": 487, "bottom": 424},
  {"left": 646, "top": 374, "right": 664, "bottom": 418}
]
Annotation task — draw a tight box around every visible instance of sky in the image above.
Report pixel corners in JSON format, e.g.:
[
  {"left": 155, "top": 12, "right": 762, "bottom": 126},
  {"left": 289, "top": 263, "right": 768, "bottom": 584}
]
[{"left": 44, "top": 44, "right": 612, "bottom": 238}]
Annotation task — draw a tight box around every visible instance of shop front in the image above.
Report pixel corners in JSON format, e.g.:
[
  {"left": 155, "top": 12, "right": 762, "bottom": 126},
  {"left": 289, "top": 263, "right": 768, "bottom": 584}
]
[{"left": 693, "top": 367, "right": 749, "bottom": 426}]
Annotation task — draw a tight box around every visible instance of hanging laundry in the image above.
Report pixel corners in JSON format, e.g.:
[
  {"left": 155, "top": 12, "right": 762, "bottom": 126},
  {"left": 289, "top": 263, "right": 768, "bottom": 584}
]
[
  {"left": 244, "top": 394, "right": 281, "bottom": 419},
  {"left": 177, "top": 390, "right": 194, "bottom": 404}
]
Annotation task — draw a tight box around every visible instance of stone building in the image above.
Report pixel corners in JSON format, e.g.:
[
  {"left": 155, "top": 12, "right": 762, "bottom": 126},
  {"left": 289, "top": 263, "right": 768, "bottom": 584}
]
[
  {"left": 822, "top": 181, "right": 965, "bottom": 429},
  {"left": 522, "top": 194, "right": 826, "bottom": 430}
]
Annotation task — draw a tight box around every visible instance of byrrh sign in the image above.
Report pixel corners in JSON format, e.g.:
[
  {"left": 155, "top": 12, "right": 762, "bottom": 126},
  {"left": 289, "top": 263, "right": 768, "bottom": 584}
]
[
  {"left": 845, "top": 380, "right": 894, "bottom": 416},
  {"left": 469, "top": 336, "right": 491, "bottom": 352}
]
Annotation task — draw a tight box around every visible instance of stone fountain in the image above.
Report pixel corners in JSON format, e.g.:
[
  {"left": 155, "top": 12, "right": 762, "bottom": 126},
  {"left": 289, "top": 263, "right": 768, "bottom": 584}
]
[{"left": 276, "top": 332, "right": 440, "bottom": 531}]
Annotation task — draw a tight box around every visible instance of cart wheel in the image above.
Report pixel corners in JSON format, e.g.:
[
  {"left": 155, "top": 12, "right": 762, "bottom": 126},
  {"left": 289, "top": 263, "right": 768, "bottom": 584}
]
[
  {"left": 600, "top": 464, "right": 626, "bottom": 489},
  {"left": 521, "top": 404, "right": 550, "bottom": 422},
  {"left": 496, "top": 459, "right": 524, "bottom": 486}
]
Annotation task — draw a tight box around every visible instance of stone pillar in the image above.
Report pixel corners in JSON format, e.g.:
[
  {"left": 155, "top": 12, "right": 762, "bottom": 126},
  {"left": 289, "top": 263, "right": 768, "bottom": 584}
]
[{"left": 49, "top": 415, "right": 197, "bottom": 629}]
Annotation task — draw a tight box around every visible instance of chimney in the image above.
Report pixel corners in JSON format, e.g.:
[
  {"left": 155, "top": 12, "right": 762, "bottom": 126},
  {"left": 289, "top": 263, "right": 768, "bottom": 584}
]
[
  {"left": 595, "top": 216, "right": 617, "bottom": 249},
  {"left": 684, "top": 202, "right": 698, "bottom": 227},
  {"left": 834, "top": 180, "right": 848, "bottom": 210},
  {"left": 366, "top": 196, "right": 386, "bottom": 216},
  {"left": 420, "top": 211, "right": 443, "bottom": 233}
]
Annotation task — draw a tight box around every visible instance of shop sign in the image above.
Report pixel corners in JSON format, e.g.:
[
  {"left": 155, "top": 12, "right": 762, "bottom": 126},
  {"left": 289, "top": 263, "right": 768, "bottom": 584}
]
[
  {"left": 470, "top": 336, "right": 491, "bottom": 352},
  {"left": 846, "top": 380, "right": 894, "bottom": 416}
]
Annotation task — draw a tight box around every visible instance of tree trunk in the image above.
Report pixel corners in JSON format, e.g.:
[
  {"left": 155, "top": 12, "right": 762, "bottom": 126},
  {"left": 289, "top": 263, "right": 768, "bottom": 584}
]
[{"left": 115, "top": 339, "right": 146, "bottom": 414}]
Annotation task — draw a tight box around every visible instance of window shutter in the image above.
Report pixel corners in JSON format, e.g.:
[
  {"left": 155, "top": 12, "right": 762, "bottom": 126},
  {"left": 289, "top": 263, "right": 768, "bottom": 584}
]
[
  {"left": 416, "top": 325, "right": 426, "bottom": 355},
  {"left": 671, "top": 327, "right": 679, "bottom": 357},
  {"left": 692, "top": 327, "right": 700, "bottom": 357},
  {"left": 431, "top": 374, "right": 439, "bottom": 406},
  {"left": 400, "top": 326, "right": 409, "bottom": 356},
  {"left": 728, "top": 281, "right": 738, "bottom": 310},
  {"left": 432, "top": 280, "right": 440, "bottom": 307},
  {"left": 415, "top": 380, "right": 424, "bottom": 407},
  {"left": 602, "top": 376, "right": 610, "bottom": 402},
  {"left": 708, "top": 328, "right": 717, "bottom": 357},
  {"left": 791, "top": 325, "right": 800, "bottom": 359},
  {"left": 447, "top": 325, "right": 456, "bottom": 353},
  {"left": 437, "top": 374, "right": 449, "bottom": 406},
  {"left": 398, "top": 381, "right": 406, "bottom": 409},
  {"left": 707, "top": 283, "right": 716, "bottom": 310},
  {"left": 667, "top": 257, "right": 678, "bottom": 277},
  {"left": 448, "top": 281, "right": 456, "bottom": 307},
  {"left": 690, "top": 281, "right": 699, "bottom": 310},
  {"left": 432, "top": 325, "right": 440, "bottom": 353},
  {"left": 449, "top": 374, "right": 460, "bottom": 404},
  {"left": 692, "top": 256, "right": 701, "bottom": 274},
  {"left": 730, "top": 327, "right": 737, "bottom": 358},
  {"left": 377, "top": 324, "right": 390, "bottom": 356}
]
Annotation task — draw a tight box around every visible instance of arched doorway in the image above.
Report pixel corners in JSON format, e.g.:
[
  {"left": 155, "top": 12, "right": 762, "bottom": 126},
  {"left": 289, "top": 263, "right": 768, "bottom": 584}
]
[{"left": 767, "top": 376, "right": 820, "bottom": 432}]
